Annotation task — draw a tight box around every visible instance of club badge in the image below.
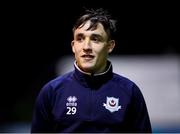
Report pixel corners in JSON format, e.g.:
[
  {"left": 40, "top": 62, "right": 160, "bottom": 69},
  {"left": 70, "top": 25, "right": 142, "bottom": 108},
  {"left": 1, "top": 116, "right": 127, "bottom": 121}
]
[{"left": 103, "top": 97, "right": 121, "bottom": 113}]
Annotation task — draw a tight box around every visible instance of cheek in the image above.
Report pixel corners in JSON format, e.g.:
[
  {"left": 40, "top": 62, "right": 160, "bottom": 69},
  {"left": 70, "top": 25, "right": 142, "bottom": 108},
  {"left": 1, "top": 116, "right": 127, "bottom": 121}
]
[
  {"left": 73, "top": 45, "right": 81, "bottom": 53},
  {"left": 73, "top": 46, "right": 82, "bottom": 57},
  {"left": 94, "top": 46, "right": 108, "bottom": 56}
]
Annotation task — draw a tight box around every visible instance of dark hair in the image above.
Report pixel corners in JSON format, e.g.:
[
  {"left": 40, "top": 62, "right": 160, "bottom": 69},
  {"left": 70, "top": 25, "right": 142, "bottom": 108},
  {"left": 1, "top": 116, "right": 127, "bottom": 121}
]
[{"left": 72, "top": 8, "right": 117, "bottom": 40}]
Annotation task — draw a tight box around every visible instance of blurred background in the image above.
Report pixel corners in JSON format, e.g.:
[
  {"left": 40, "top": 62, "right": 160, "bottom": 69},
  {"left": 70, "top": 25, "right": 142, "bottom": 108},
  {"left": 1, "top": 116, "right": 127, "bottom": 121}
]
[{"left": 1, "top": 1, "right": 179, "bottom": 133}]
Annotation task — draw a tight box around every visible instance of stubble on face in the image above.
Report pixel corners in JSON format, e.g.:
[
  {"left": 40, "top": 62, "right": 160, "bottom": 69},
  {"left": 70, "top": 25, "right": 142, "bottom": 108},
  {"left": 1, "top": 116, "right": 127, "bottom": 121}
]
[{"left": 72, "top": 21, "right": 112, "bottom": 74}]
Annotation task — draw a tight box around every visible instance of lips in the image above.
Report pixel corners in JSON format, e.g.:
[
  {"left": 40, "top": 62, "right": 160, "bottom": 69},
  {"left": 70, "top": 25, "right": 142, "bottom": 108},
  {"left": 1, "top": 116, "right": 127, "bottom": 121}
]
[{"left": 81, "top": 54, "right": 95, "bottom": 60}]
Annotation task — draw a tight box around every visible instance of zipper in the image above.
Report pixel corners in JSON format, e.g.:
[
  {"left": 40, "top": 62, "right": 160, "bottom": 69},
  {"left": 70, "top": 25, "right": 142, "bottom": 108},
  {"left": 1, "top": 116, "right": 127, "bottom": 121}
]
[
  {"left": 87, "top": 88, "right": 94, "bottom": 121},
  {"left": 90, "top": 89, "right": 94, "bottom": 120}
]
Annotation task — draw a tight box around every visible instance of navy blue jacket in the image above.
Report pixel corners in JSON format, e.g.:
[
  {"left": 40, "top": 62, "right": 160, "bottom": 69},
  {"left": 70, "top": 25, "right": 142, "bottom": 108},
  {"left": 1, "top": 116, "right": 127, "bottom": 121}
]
[{"left": 31, "top": 61, "right": 152, "bottom": 133}]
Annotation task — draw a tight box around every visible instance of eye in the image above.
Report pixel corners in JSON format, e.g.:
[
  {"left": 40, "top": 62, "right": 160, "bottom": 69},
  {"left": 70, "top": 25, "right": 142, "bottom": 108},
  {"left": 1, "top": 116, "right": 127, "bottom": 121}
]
[
  {"left": 91, "top": 34, "right": 103, "bottom": 43},
  {"left": 76, "top": 36, "right": 84, "bottom": 42},
  {"left": 92, "top": 37, "right": 99, "bottom": 42}
]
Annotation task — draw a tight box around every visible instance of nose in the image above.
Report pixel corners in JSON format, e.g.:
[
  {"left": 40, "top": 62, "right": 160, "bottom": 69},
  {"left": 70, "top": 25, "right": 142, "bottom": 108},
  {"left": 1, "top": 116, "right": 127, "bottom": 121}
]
[{"left": 83, "top": 38, "right": 92, "bottom": 51}]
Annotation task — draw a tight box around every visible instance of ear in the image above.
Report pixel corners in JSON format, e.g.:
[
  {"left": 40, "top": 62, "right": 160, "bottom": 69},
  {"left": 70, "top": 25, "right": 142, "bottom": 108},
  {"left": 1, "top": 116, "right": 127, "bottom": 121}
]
[
  {"left": 71, "top": 40, "right": 75, "bottom": 53},
  {"left": 107, "top": 40, "right": 115, "bottom": 53}
]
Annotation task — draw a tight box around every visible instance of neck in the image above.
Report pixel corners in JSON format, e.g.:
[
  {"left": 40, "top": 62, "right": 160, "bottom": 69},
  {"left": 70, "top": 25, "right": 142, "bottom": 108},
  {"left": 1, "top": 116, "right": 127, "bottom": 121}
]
[{"left": 74, "top": 61, "right": 111, "bottom": 76}]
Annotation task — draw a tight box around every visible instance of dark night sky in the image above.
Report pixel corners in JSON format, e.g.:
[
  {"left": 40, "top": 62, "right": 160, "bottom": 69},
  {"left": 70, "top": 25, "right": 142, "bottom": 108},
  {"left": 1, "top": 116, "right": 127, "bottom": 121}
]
[{"left": 1, "top": 1, "right": 179, "bottom": 124}]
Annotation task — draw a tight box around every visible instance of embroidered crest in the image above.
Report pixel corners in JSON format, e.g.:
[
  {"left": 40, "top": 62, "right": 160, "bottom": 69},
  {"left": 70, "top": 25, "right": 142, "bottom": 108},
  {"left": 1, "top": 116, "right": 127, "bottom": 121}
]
[{"left": 103, "top": 97, "right": 121, "bottom": 112}]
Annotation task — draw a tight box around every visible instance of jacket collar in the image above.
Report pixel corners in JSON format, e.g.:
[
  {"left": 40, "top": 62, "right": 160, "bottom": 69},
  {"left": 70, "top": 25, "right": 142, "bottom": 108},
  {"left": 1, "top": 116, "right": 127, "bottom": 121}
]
[{"left": 73, "top": 61, "right": 113, "bottom": 89}]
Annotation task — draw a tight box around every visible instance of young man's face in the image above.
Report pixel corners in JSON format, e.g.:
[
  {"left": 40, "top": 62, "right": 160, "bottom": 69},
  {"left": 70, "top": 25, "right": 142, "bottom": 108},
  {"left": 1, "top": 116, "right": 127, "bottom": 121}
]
[{"left": 71, "top": 20, "right": 115, "bottom": 74}]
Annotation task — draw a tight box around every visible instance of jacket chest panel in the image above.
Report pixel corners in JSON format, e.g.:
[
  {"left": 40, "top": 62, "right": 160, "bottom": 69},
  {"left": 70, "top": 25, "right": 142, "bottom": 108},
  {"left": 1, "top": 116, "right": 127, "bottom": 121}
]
[{"left": 52, "top": 84, "right": 130, "bottom": 125}]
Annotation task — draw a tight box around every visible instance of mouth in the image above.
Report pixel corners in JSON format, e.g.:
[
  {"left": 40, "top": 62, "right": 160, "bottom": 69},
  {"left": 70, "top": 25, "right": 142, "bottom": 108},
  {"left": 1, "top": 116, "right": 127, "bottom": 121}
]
[{"left": 81, "top": 55, "right": 95, "bottom": 60}]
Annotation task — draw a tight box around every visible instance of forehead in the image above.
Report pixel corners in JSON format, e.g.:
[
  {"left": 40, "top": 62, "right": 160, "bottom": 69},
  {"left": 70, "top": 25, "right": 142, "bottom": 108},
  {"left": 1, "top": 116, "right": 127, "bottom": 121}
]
[{"left": 74, "top": 20, "right": 107, "bottom": 37}]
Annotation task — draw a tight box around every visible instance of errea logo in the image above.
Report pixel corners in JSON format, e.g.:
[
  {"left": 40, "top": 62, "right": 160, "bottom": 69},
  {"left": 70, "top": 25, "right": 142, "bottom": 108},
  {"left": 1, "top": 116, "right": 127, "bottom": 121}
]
[
  {"left": 67, "top": 96, "right": 77, "bottom": 103},
  {"left": 66, "top": 96, "right": 77, "bottom": 115}
]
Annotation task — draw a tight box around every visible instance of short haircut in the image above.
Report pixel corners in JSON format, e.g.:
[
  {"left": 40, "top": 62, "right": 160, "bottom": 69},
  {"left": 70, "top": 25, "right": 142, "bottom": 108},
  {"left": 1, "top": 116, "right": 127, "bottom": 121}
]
[{"left": 72, "top": 8, "right": 117, "bottom": 40}]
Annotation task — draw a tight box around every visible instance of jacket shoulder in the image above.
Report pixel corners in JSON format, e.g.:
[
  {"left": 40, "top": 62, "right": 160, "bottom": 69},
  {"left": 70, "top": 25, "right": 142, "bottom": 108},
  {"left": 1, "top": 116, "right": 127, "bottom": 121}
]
[
  {"left": 39, "top": 71, "right": 74, "bottom": 95},
  {"left": 112, "top": 73, "right": 142, "bottom": 97}
]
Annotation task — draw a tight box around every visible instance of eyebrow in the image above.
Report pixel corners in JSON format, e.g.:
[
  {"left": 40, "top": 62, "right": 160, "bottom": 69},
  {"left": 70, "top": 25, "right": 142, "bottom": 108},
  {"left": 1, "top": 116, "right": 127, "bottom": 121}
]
[
  {"left": 91, "top": 34, "right": 103, "bottom": 38},
  {"left": 75, "top": 33, "right": 84, "bottom": 38},
  {"left": 75, "top": 33, "right": 103, "bottom": 38}
]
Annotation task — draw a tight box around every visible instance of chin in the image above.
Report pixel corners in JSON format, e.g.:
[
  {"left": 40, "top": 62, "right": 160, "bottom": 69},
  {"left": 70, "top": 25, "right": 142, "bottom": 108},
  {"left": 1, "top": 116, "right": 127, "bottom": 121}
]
[
  {"left": 81, "top": 65, "right": 95, "bottom": 72},
  {"left": 82, "top": 66, "right": 94, "bottom": 71}
]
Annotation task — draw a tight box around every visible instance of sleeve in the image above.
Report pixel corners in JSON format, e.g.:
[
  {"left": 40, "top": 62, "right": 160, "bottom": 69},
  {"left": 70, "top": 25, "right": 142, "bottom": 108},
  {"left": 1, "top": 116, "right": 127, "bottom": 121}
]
[
  {"left": 31, "top": 83, "right": 55, "bottom": 133},
  {"left": 128, "top": 84, "right": 152, "bottom": 133}
]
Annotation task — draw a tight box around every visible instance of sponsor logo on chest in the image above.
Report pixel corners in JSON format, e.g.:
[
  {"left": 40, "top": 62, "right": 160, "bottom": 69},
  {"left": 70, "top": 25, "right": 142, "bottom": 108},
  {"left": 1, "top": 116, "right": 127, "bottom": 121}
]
[{"left": 66, "top": 96, "right": 77, "bottom": 115}]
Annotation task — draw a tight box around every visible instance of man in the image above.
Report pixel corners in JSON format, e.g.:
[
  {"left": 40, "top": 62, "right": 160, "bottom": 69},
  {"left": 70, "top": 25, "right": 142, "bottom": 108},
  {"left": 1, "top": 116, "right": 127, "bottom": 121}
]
[{"left": 31, "top": 8, "right": 152, "bottom": 133}]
